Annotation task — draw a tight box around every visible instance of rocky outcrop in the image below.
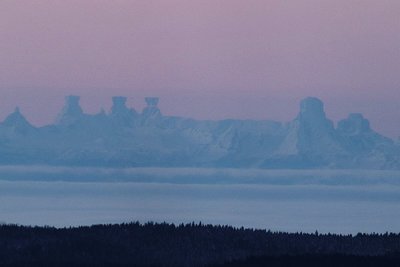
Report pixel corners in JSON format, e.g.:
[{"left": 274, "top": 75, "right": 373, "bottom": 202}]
[
  {"left": 0, "top": 96, "right": 398, "bottom": 169},
  {"left": 56, "top": 95, "right": 84, "bottom": 126},
  {"left": 272, "top": 98, "right": 347, "bottom": 168},
  {"left": 2, "top": 107, "right": 36, "bottom": 135},
  {"left": 110, "top": 96, "right": 137, "bottom": 127}
]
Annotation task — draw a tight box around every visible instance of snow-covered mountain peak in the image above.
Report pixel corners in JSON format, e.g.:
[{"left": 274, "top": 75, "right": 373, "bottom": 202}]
[
  {"left": 142, "top": 97, "right": 162, "bottom": 120},
  {"left": 2, "top": 107, "right": 35, "bottom": 134},
  {"left": 110, "top": 96, "right": 137, "bottom": 127},
  {"left": 296, "top": 97, "right": 335, "bottom": 131},
  {"left": 4, "top": 107, "right": 25, "bottom": 124},
  {"left": 0, "top": 95, "right": 398, "bottom": 169},
  {"left": 275, "top": 97, "right": 341, "bottom": 161},
  {"left": 56, "top": 95, "right": 84, "bottom": 125},
  {"left": 111, "top": 96, "right": 137, "bottom": 115},
  {"left": 337, "top": 113, "right": 371, "bottom": 136},
  {"left": 298, "top": 97, "right": 327, "bottom": 122},
  {"left": 145, "top": 97, "right": 159, "bottom": 107},
  {"left": 63, "top": 95, "right": 83, "bottom": 115}
]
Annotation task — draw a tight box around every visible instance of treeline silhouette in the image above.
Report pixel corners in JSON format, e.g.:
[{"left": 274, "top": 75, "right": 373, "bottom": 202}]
[
  {"left": 0, "top": 222, "right": 399, "bottom": 267},
  {"left": 212, "top": 254, "right": 400, "bottom": 267}
]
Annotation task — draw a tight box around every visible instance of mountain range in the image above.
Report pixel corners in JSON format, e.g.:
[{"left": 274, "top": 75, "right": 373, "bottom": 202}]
[{"left": 0, "top": 96, "right": 399, "bottom": 169}]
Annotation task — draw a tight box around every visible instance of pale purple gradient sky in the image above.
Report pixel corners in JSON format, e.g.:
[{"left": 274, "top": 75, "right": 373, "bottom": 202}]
[{"left": 1, "top": 0, "right": 400, "bottom": 137}]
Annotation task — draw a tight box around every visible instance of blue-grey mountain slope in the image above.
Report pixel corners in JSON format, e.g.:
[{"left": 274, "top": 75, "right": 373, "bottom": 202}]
[{"left": 0, "top": 96, "right": 399, "bottom": 169}]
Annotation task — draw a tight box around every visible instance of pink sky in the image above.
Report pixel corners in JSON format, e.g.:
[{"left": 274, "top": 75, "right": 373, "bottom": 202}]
[{"left": 1, "top": 0, "right": 400, "bottom": 137}]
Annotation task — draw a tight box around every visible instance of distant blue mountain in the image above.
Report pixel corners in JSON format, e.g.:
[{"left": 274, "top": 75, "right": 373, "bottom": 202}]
[{"left": 0, "top": 96, "right": 399, "bottom": 169}]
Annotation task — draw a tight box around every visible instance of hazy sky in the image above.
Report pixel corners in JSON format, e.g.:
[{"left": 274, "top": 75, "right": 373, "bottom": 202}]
[{"left": 1, "top": 0, "right": 400, "bottom": 137}]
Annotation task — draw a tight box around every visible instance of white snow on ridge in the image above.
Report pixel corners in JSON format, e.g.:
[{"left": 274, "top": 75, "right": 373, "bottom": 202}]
[{"left": 0, "top": 96, "right": 399, "bottom": 169}]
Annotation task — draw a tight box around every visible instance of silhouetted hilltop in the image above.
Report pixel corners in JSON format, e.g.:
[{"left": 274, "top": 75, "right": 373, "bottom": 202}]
[
  {"left": 0, "top": 222, "right": 399, "bottom": 267},
  {"left": 0, "top": 96, "right": 399, "bottom": 169}
]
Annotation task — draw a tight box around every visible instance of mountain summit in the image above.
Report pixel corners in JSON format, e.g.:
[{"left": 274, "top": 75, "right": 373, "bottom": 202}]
[
  {"left": 2, "top": 107, "right": 35, "bottom": 135},
  {"left": 0, "top": 96, "right": 399, "bottom": 169}
]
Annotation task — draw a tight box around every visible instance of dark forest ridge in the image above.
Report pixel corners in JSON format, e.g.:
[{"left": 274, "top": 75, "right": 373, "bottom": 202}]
[
  {"left": 1, "top": 96, "right": 400, "bottom": 169},
  {"left": 1, "top": 222, "right": 399, "bottom": 267}
]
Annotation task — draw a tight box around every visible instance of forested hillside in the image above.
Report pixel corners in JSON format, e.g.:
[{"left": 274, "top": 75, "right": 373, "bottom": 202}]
[{"left": 1, "top": 222, "right": 399, "bottom": 267}]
